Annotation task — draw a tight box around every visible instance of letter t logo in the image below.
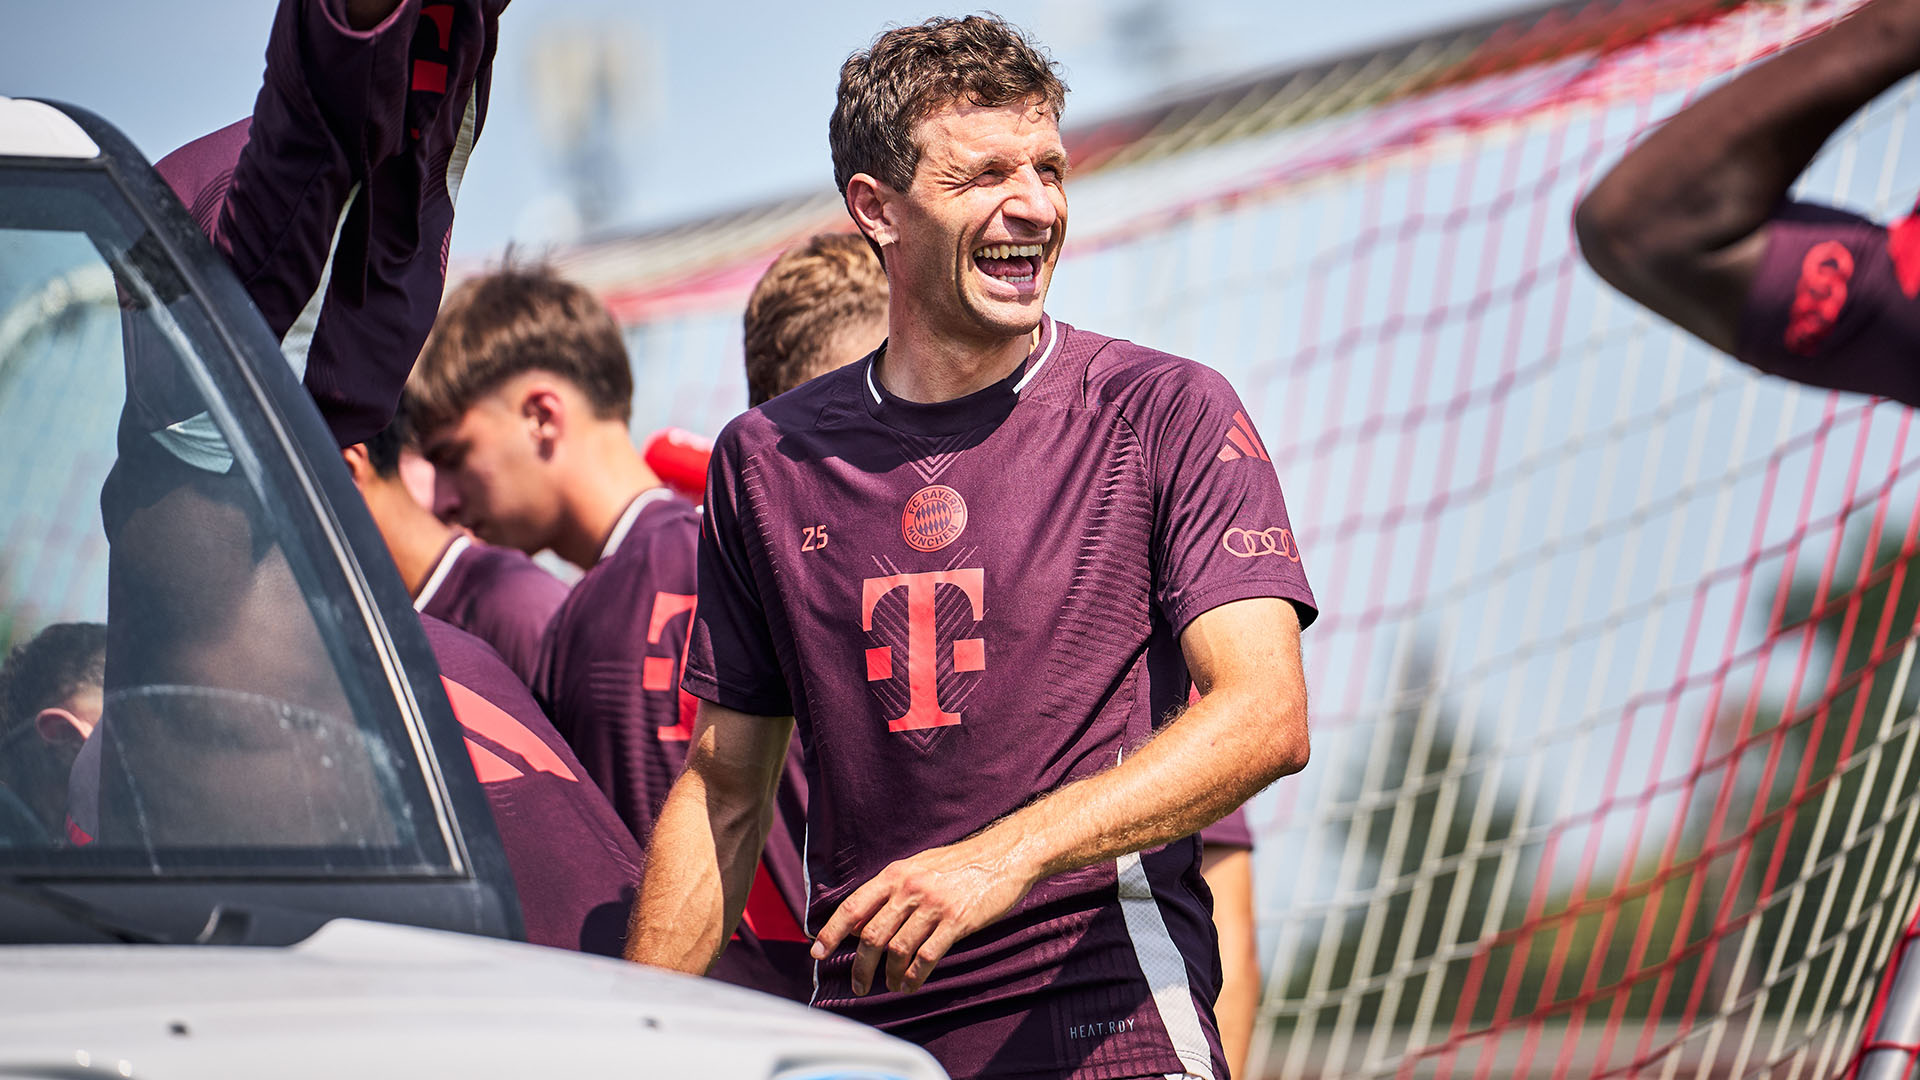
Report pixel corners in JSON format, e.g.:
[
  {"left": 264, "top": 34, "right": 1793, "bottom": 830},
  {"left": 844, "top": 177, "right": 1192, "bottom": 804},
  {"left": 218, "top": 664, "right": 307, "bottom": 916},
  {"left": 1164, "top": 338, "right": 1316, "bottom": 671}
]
[{"left": 861, "top": 569, "right": 985, "bottom": 731}]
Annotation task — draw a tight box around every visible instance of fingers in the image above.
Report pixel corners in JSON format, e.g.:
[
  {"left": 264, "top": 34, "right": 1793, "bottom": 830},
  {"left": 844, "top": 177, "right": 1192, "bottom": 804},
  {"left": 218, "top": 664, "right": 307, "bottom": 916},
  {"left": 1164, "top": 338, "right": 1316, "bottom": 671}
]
[
  {"left": 883, "top": 904, "right": 944, "bottom": 992},
  {"left": 849, "top": 894, "right": 918, "bottom": 996},
  {"left": 898, "top": 920, "right": 966, "bottom": 994},
  {"left": 813, "top": 876, "right": 889, "bottom": 960}
]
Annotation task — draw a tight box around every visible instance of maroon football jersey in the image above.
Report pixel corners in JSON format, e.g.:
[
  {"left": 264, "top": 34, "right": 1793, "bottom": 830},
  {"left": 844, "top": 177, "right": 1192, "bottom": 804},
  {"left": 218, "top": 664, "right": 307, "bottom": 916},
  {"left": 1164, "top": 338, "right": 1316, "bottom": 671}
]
[
  {"left": 422, "top": 615, "right": 641, "bottom": 957},
  {"left": 417, "top": 535, "right": 568, "bottom": 688},
  {"left": 684, "top": 316, "right": 1317, "bottom": 1080},
  {"left": 536, "top": 489, "right": 813, "bottom": 1001},
  {"left": 1737, "top": 200, "right": 1920, "bottom": 406}
]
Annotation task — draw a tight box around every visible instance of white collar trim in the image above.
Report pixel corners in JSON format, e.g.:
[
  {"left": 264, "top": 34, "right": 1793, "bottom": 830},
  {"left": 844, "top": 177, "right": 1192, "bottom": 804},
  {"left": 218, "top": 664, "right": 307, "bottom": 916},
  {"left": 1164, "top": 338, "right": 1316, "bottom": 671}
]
[
  {"left": 865, "top": 314, "right": 1057, "bottom": 404},
  {"left": 414, "top": 533, "right": 471, "bottom": 612},
  {"left": 1013, "top": 314, "right": 1058, "bottom": 393},
  {"left": 601, "top": 486, "right": 672, "bottom": 563}
]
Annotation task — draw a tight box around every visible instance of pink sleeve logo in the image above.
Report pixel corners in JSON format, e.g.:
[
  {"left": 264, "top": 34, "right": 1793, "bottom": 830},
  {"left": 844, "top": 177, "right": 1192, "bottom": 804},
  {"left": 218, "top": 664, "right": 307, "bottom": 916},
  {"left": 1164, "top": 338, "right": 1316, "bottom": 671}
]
[
  {"left": 1784, "top": 240, "right": 1855, "bottom": 357},
  {"left": 1222, "top": 526, "right": 1301, "bottom": 561}
]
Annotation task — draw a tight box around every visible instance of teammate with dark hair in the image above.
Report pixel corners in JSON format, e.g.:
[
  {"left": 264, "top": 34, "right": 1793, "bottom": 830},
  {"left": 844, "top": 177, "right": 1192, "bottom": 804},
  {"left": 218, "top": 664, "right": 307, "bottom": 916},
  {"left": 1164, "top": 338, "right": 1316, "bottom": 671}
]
[
  {"left": 410, "top": 265, "right": 814, "bottom": 1002},
  {"left": 344, "top": 409, "right": 568, "bottom": 687},
  {"left": 1577, "top": 0, "right": 1920, "bottom": 398},
  {"left": 630, "top": 15, "right": 1315, "bottom": 1080},
  {"left": 0, "top": 623, "right": 106, "bottom": 838}
]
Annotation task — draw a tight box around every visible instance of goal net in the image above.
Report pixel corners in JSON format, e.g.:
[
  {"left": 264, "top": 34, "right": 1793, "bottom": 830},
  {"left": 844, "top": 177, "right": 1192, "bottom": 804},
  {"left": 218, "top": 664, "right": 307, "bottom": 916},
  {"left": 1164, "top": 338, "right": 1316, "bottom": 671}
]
[{"left": 596, "top": 1, "right": 1920, "bottom": 1076}]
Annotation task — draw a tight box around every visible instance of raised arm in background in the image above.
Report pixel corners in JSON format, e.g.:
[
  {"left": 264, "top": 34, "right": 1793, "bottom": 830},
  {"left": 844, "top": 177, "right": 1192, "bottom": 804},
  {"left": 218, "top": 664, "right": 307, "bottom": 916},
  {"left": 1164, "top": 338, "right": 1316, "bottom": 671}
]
[{"left": 1577, "top": 0, "right": 1920, "bottom": 404}]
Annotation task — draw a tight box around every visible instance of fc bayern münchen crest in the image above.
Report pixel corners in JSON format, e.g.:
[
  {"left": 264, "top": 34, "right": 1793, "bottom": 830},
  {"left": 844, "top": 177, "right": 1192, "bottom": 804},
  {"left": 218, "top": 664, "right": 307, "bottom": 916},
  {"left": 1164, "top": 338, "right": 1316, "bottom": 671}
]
[{"left": 901, "top": 484, "right": 968, "bottom": 552}]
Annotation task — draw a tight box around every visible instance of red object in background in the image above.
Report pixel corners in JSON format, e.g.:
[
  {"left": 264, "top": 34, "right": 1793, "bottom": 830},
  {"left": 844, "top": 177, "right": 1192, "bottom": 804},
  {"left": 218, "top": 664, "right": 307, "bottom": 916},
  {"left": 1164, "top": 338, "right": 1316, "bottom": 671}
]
[{"left": 644, "top": 427, "right": 713, "bottom": 502}]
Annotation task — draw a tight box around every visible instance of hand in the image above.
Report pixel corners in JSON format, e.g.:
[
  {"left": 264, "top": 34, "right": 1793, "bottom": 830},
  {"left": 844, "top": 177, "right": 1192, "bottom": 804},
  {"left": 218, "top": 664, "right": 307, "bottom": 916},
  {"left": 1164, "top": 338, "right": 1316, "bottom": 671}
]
[{"left": 811, "top": 834, "right": 1039, "bottom": 995}]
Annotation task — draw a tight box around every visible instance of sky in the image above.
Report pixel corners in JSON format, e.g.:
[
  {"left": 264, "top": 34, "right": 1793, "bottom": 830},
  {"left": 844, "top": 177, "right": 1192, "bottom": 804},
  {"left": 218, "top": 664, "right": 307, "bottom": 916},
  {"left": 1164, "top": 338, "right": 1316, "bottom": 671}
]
[{"left": 1, "top": 0, "right": 1537, "bottom": 255}]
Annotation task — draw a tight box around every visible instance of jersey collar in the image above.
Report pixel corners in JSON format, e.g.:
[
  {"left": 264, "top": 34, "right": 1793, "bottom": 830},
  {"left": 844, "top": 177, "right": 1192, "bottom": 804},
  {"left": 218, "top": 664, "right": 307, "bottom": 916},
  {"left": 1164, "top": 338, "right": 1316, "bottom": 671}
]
[
  {"left": 600, "top": 486, "right": 673, "bottom": 563},
  {"left": 413, "top": 533, "right": 471, "bottom": 612},
  {"left": 862, "top": 314, "right": 1058, "bottom": 437}
]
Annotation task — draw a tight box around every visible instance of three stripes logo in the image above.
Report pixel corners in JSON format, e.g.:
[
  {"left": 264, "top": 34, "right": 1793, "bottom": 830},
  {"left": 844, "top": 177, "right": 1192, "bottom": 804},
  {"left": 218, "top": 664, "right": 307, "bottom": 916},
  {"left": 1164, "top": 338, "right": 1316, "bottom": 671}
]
[{"left": 1216, "top": 410, "right": 1271, "bottom": 464}]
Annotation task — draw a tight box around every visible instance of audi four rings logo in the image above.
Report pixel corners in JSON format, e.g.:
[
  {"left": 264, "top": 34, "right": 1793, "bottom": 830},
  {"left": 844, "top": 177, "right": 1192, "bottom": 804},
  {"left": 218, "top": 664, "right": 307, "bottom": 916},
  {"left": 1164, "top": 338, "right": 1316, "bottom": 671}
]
[{"left": 1222, "top": 526, "right": 1301, "bottom": 561}]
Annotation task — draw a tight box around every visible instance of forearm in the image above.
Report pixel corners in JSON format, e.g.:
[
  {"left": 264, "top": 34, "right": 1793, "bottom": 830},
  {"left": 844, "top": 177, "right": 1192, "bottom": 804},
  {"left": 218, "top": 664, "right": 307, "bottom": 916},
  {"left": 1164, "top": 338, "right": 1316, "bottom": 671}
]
[
  {"left": 626, "top": 705, "right": 791, "bottom": 971},
  {"left": 626, "top": 767, "right": 768, "bottom": 970},
  {"left": 1578, "top": 0, "right": 1920, "bottom": 350},
  {"left": 1587, "top": 0, "right": 1920, "bottom": 256},
  {"left": 983, "top": 681, "right": 1306, "bottom": 885}
]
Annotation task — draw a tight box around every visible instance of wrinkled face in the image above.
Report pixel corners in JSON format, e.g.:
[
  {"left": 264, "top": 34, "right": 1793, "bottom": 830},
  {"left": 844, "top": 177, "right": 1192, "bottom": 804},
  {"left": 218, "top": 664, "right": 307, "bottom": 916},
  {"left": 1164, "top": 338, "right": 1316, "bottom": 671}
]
[
  {"left": 418, "top": 383, "right": 559, "bottom": 554},
  {"left": 889, "top": 97, "right": 1068, "bottom": 347}
]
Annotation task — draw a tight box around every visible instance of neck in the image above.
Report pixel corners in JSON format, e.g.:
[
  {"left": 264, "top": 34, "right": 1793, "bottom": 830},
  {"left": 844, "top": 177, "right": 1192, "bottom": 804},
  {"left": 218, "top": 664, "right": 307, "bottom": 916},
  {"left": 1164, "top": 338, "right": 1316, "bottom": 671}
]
[
  {"left": 551, "top": 423, "right": 662, "bottom": 570},
  {"left": 878, "top": 314, "right": 1040, "bottom": 403},
  {"left": 365, "top": 483, "right": 459, "bottom": 597}
]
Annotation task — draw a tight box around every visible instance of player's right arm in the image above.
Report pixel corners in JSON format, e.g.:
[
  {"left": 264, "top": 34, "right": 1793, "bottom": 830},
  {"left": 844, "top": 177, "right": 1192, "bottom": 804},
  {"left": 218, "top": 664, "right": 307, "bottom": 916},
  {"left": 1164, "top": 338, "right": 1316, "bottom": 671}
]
[
  {"left": 1576, "top": 0, "right": 1920, "bottom": 364},
  {"left": 625, "top": 701, "right": 793, "bottom": 971}
]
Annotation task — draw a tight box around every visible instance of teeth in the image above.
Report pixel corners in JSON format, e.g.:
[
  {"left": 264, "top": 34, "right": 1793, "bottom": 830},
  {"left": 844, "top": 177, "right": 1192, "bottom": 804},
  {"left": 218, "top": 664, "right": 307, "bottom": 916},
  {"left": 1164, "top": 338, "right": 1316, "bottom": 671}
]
[{"left": 974, "top": 243, "right": 1043, "bottom": 261}]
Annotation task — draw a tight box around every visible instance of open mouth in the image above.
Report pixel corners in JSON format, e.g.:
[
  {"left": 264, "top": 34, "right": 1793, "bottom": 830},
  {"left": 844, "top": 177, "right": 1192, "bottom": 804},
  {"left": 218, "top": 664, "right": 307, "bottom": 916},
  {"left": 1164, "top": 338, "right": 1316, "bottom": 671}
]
[{"left": 973, "top": 243, "right": 1044, "bottom": 286}]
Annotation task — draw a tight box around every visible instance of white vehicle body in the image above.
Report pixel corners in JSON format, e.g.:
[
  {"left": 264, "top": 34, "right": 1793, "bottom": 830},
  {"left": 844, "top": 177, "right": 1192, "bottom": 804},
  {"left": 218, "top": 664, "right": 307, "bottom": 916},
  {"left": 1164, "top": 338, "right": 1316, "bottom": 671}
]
[
  {"left": 0, "top": 95, "right": 945, "bottom": 1080},
  {"left": 0, "top": 920, "right": 940, "bottom": 1079}
]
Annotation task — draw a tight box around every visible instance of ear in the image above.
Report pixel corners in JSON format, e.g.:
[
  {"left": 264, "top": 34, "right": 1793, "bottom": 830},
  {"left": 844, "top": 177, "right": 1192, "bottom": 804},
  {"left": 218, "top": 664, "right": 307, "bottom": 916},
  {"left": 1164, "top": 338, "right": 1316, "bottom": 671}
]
[
  {"left": 35, "top": 707, "right": 89, "bottom": 746},
  {"left": 846, "top": 173, "right": 900, "bottom": 252},
  {"left": 520, "top": 385, "right": 565, "bottom": 458},
  {"left": 340, "top": 443, "right": 374, "bottom": 486}
]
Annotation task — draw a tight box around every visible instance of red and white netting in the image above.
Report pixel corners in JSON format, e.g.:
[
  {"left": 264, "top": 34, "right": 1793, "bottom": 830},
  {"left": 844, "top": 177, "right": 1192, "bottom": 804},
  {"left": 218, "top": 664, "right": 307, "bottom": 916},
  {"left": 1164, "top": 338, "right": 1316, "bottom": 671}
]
[{"left": 611, "top": 2, "right": 1920, "bottom": 1075}]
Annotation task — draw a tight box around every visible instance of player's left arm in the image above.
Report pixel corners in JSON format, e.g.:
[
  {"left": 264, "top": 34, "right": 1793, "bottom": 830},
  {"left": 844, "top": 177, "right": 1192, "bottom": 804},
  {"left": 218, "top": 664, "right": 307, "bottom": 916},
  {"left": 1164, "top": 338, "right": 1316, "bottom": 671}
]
[{"left": 812, "top": 595, "right": 1307, "bottom": 996}]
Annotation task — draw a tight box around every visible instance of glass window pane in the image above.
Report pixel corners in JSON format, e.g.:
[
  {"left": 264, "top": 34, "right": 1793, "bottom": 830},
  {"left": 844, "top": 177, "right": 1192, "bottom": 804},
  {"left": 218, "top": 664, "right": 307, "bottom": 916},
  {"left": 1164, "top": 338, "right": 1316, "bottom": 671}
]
[{"left": 0, "top": 167, "right": 453, "bottom": 874}]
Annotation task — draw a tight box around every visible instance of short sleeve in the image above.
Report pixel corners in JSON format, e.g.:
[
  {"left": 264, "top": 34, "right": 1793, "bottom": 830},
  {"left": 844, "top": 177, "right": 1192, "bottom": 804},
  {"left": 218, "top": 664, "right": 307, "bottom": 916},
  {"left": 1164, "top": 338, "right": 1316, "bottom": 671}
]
[
  {"left": 680, "top": 428, "right": 795, "bottom": 717},
  {"left": 1736, "top": 201, "right": 1920, "bottom": 407},
  {"left": 1143, "top": 364, "right": 1317, "bottom": 636}
]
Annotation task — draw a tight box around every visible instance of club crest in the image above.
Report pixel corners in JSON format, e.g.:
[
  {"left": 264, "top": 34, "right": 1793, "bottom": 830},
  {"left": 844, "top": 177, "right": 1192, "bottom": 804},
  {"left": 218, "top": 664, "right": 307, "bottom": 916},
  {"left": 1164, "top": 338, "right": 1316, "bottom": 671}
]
[{"left": 902, "top": 485, "right": 968, "bottom": 552}]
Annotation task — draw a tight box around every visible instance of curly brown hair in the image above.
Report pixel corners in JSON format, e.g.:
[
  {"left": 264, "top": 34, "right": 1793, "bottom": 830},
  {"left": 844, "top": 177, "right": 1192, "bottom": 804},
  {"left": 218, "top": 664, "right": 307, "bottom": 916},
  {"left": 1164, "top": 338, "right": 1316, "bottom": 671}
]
[
  {"left": 744, "top": 232, "right": 890, "bottom": 407},
  {"left": 830, "top": 14, "right": 1068, "bottom": 198}
]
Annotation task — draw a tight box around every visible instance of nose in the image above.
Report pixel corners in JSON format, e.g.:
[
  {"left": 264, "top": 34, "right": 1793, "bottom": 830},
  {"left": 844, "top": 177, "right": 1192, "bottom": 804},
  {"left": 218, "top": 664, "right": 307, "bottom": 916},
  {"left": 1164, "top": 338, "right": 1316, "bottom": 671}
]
[{"left": 1004, "top": 164, "right": 1060, "bottom": 233}]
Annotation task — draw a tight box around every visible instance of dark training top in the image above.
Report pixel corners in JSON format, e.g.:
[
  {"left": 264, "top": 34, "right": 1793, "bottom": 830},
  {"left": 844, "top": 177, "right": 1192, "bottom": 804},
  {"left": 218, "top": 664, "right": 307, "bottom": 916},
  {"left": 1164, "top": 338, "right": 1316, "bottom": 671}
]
[
  {"left": 417, "top": 535, "right": 568, "bottom": 688},
  {"left": 153, "top": 0, "right": 503, "bottom": 448},
  {"left": 1738, "top": 200, "right": 1920, "bottom": 407},
  {"left": 684, "top": 316, "right": 1317, "bottom": 1080},
  {"left": 423, "top": 615, "right": 641, "bottom": 956},
  {"left": 535, "top": 489, "right": 814, "bottom": 1001}
]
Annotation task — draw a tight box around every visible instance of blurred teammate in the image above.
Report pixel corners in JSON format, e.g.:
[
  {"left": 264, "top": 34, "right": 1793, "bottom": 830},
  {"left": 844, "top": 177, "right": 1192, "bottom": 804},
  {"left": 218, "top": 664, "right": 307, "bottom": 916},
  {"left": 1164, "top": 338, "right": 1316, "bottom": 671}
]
[
  {"left": 97, "top": 0, "right": 505, "bottom": 845},
  {"left": 343, "top": 407, "right": 568, "bottom": 686},
  {"left": 409, "top": 266, "right": 813, "bottom": 1000},
  {"left": 0, "top": 623, "right": 105, "bottom": 839},
  {"left": 630, "top": 16, "right": 1314, "bottom": 1080},
  {"left": 1577, "top": 0, "right": 1920, "bottom": 401},
  {"left": 420, "top": 615, "right": 644, "bottom": 956},
  {"left": 744, "top": 231, "right": 891, "bottom": 406},
  {"left": 102, "top": 0, "right": 648, "bottom": 953}
]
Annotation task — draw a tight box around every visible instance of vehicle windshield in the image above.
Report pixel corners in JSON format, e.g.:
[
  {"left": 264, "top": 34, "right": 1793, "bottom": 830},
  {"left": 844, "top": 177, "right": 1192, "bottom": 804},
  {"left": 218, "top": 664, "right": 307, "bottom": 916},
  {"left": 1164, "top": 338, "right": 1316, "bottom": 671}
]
[{"left": 0, "top": 163, "right": 455, "bottom": 877}]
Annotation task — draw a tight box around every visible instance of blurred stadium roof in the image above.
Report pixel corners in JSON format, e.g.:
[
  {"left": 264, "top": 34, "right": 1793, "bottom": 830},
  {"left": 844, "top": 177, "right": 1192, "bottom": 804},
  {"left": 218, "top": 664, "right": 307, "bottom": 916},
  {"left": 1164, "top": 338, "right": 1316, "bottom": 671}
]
[{"left": 537, "top": 0, "right": 1747, "bottom": 323}]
